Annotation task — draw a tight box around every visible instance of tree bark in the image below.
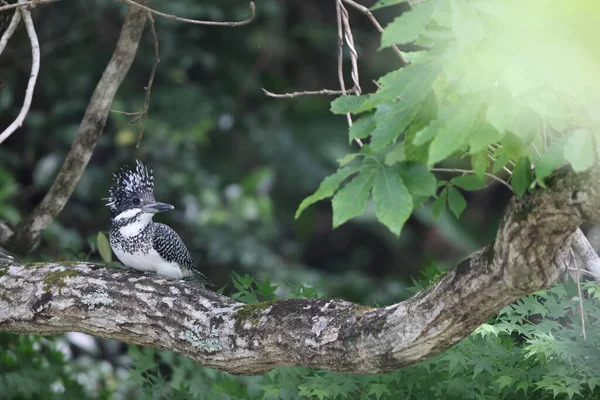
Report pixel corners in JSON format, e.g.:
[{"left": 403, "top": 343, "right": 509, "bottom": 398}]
[
  {"left": 5, "top": 1, "right": 150, "bottom": 254},
  {"left": 1, "top": 168, "right": 598, "bottom": 375}
]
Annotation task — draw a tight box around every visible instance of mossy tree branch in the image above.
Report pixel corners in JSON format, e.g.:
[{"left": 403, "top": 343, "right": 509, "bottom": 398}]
[{"left": 0, "top": 169, "right": 598, "bottom": 375}]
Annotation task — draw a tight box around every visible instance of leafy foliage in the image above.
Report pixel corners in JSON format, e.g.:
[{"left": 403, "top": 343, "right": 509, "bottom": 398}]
[
  {"left": 299, "top": 0, "right": 600, "bottom": 236},
  {"left": 0, "top": 333, "right": 89, "bottom": 399}
]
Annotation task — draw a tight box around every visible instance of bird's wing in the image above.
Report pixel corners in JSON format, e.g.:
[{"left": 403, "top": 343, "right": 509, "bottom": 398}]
[{"left": 152, "top": 223, "right": 212, "bottom": 285}]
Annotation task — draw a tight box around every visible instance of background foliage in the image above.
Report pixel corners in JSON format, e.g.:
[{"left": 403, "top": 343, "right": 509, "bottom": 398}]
[{"left": 0, "top": 0, "right": 598, "bottom": 398}]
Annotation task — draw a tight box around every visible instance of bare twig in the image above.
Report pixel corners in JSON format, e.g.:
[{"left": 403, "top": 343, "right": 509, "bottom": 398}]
[
  {"left": 111, "top": 11, "right": 159, "bottom": 148},
  {"left": 568, "top": 268, "right": 600, "bottom": 280},
  {"left": 135, "top": 12, "right": 158, "bottom": 147},
  {"left": 341, "top": 0, "right": 408, "bottom": 66},
  {"left": 0, "top": 0, "right": 59, "bottom": 12},
  {"left": 339, "top": 3, "right": 361, "bottom": 95},
  {"left": 7, "top": 1, "right": 150, "bottom": 254},
  {"left": 335, "top": 0, "right": 362, "bottom": 147},
  {"left": 488, "top": 144, "right": 516, "bottom": 167},
  {"left": 431, "top": 168, "right": 513, "bottom": 191},
  {"left": 0, "top": 1, "right": 40, "bottom": 145},
  {"left": 261, "top": 88, "right": 357, "bottom": 98},
  {"left": 262, "top": 1, "right": 371, "bottom": 148},
  {"left": 541, "top": 116, "right": 548, "bottom": 151},
  {"left": 117, "top": 0, "right": 255, "bottom": 27},
  {"left": 571, "top": 248, "right": 587, "bottom": 339},
  {"left": 0, "top": 9, "right": 20, "bottom": 55}
]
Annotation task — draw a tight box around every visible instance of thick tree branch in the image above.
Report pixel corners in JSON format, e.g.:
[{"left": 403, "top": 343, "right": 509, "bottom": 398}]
[
  {"left": 1, "top": 169, "right": 598, "bottom": 375},
  {"left": 6, "top": 1, "right": 150, "bottom": 254}
]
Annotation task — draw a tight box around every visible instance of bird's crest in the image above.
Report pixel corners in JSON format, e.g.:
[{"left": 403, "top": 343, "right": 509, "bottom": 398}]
[{"left": 105, "top": 160, "right": 154, "bottom": 210}]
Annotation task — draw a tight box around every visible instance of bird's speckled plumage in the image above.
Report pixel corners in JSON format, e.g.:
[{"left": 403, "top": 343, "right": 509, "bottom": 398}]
[{"left": 106, "top": 161, "right": 211, "bottom": 285}]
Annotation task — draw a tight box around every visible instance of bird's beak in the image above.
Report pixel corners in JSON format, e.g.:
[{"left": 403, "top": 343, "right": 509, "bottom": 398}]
[{"left": 142, "top": 202, "right": 174, "bottom": 213}]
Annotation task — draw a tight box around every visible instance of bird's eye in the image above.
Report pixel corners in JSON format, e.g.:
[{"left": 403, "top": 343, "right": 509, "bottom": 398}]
[{"left": 131, "top": 198, "right": 141, "bottom": 206}]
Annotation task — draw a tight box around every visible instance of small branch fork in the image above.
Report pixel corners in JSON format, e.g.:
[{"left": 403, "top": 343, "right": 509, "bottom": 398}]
[
  {"left": 110, "top": 3, "right": 255, "bottom": 148},
  {"left": 0, "top": 0, "right": 60, "bottom": 12},
  {"left": 262, "top": 0, "right": 409, "bottom": 148},
  {"left": 261, "top": 88, "right": 357, "bottom": 98},
  {"left": 431, "top": 168, "right": 513, "bottom": 191},
  {"left": 117, "top": 0, "right": 255, "bottom": 27},
  {"left": 0, "top": 0, "right": 40, "bottom": 145},
  {"left": 111, "top": 12, "right": 159, "bottom": 148},
  {"left": 0, "top": 0, "right": 255, "bottom": 147}
]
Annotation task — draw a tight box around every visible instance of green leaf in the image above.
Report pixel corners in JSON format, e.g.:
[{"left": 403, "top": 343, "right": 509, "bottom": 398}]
[
  {"left": 426, "top": 103, "right": 481, "bottom": 166},
  {"left": 384, "top": 142, "right": 406, "bottom": 166},
  {"left": 535, "top": 137, "right": 567, "bottom": 180},
  {"left": 431, "top": 187, "right": 448, "bottom": 221},
  {"left": 468, "top": 120, "right": 503, "bottom": 153},
  {"left": 496, "top": 376, "right": 514, "bottom": 390},
  {"left": 337, "top": 153, "right": 361, "bottom": 167},
  {"left": 447, "top": 186, "right": 467, "bottom": 218},
  {"left": 471, "top": 150, "right": 489, "bottom": 178},
  {"left": 97, "top": 231, "right": 112, "bottom": 263},
  {"left": 485, "top": 87, "right": 518, "bottom": 134},
  {"left": 371, "top": 0, "right": 406, "bottom": 10},
  {"left": 372, "top": 166, "right": 413, "bottom": 236},
  {"left": 367, "top": 383, "right": 392, "bottom": 399},
  {"left": 378, "top": 64, "right": 441, "bottom": 109},
  {"left": 332, "top": 168, "right": 376, "bottom": 228},
  {"left": 370, "top": 102, "right": 421, "bottom": 151},
  {"left": 451, "top": 174, "right": 486, "bottom": 191},
  {"left": 564, "top": 128, "right": 595, "bottom": 172},
  {"left": 397, "top": 163, "right": 437, "bottom": 205},
  {"left": 450, "top": 0, "right": 483, "bottom": 51},
  {"left": 295, "top": 165, "right": 360, "bottom": 219},
  {"left": 349, "top": 114, "right": 375, "bottom": 143},
  {"left": 381, "top": 0, "right": 437, "bottom": 47},
  {"left": 331, "top": 95, "right": 374, "bottom": 114},
  {"left": 492, "top": 152, "right": 510, "bottom": 174},
  {"left": 511, "top": 157, "right": 533, "bottom": 196},
  {"left": 405, "top": 91, "right": 438, "bottom": 163},
  {"left": 501, "top": 132, "right": 528, "bottom": 160}
]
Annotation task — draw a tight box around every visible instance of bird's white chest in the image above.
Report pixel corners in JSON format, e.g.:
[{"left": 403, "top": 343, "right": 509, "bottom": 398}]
[
  {"left": 112, "top": 246, "right": 184, "bottom": 280},
  {"left": 110, "top": 210, "right": 184, "bottom": 279},
  {"left": 119, "top": 218, "right": 150, "bottom": 238}
]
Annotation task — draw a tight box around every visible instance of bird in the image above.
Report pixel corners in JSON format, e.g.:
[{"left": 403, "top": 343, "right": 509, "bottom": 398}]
[{"left": 105, "top": 160, "right": 212, "bottom": 285}]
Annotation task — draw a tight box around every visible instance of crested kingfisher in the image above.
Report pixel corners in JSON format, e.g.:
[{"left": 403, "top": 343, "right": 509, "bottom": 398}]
[{"left": 105, "top": 160, "right": 211, "bottom": 285}]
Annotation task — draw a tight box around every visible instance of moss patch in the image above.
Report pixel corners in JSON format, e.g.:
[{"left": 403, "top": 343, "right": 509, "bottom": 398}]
[
  {"left": 512, "top": 198, "right": 535, "bottom": 222},
  {"left": 352, "top": 305, "right": 375, "bottom": 314},
  {"left": 234, "top": 300, "right": 277, "bottom": 327},
  {"left": 24, "top": 262, "right": 47, "bottom": 268},
  {"left": 0, "top": 267, "right": 7, "bottom": 279},
  {"left": 43, "top": 269, "right": 80, "bottom": 294},
  {"left": 352, "top": 305, "right": 376, "bottom": 321},
  {"left": 25, "top": 261, "right": 86, "bottom": 269}
]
